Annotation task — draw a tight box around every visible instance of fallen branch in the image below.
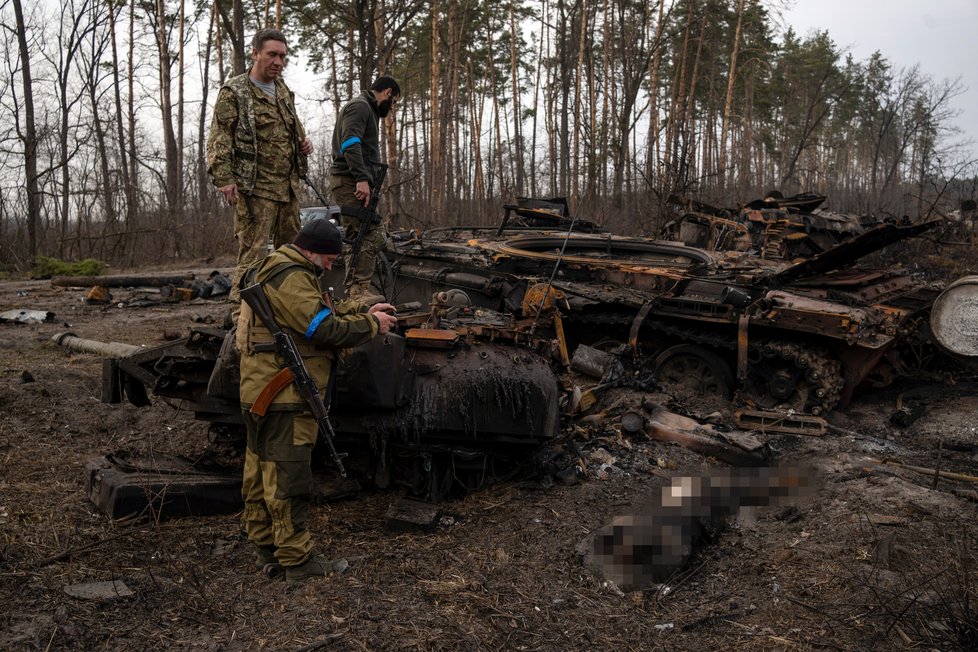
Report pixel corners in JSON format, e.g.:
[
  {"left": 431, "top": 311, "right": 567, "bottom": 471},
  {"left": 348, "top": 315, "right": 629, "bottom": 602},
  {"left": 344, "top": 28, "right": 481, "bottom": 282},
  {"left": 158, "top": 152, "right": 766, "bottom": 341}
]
[
  {"left": 31, "top": 532, "right": 135, "bottom": 569},
  {"left": 292, "top": 633, "right": 346, "bottom": 651},
  {"left": 51, "top": 273, "right": 193, "bottom": 288}
]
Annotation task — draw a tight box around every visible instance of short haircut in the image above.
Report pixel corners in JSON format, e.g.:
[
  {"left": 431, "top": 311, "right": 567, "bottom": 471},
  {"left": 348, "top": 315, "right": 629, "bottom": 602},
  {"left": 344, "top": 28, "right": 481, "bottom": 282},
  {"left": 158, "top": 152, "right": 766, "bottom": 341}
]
[
  {"left": 371, "top": 76, "right": 401, "bottom": 97},
  {"left": 252, "top": 28, "right": 287, "bottom": 52}
]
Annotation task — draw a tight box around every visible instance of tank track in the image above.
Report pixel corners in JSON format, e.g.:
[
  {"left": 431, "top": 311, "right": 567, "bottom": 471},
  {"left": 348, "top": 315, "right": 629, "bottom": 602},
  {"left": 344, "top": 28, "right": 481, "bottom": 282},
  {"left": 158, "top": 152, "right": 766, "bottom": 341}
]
[
  {"left": 571, "top": 311, "right": 738, "bottom": 352},
  {"left": 569, "top": 312, "right": 843, "bottom": 414},
  {"left": 744, "top": 340, "right": 843, "bottom": 415}
]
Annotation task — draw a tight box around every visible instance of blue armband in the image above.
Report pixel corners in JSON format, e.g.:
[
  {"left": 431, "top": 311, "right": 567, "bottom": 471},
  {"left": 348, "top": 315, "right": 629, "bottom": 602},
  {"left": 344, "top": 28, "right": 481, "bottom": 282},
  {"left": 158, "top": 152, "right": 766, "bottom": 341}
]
[
  {"left": 305, "top": 307, "right": 332, "bottom": 339},
  {"left": 340, "top": 137, "right": 361, "bottom": 153}
]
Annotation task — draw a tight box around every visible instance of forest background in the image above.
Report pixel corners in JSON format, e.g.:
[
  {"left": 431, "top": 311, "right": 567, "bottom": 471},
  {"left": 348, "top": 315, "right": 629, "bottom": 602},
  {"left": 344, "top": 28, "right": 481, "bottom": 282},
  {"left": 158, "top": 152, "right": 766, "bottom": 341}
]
[{"left": 1, "top": 0, "right": 976, "bottom": 271}]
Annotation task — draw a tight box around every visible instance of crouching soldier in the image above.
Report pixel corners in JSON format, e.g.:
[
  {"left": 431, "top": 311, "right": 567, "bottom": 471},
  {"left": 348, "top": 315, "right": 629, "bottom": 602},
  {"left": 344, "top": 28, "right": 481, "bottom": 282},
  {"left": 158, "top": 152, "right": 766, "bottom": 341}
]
[{"left": 237, "top": 218, "right": 398, "bottom": 582}]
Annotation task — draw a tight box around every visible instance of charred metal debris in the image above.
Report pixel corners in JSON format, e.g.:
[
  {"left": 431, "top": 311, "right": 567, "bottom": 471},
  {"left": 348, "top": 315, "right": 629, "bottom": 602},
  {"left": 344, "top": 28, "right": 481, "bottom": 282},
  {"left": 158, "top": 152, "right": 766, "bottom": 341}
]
[{"left": 53, "top": 196, "right": 978, "bottom": 519}]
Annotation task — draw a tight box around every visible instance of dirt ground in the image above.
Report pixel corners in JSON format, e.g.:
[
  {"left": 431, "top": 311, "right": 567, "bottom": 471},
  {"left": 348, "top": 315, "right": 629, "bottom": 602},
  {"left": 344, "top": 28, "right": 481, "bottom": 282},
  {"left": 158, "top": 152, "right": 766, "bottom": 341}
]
[{"left": 1, "top": 265, "right": 977, "bottom": 651}]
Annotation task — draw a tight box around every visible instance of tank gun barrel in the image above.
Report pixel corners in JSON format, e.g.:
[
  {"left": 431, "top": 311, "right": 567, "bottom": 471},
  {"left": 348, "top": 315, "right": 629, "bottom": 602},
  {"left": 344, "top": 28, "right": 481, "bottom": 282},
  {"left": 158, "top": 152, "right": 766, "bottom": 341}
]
[{"left": 52, "top": 332, "right": 141, "bottom": 357}]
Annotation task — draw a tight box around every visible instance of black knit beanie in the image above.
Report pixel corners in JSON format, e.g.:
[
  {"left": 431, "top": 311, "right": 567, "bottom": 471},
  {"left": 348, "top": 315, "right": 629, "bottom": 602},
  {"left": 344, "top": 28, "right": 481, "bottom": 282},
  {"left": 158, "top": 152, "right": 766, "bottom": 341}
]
[{"left": 293, "top": 218, "right": 343, "bottom": 254}]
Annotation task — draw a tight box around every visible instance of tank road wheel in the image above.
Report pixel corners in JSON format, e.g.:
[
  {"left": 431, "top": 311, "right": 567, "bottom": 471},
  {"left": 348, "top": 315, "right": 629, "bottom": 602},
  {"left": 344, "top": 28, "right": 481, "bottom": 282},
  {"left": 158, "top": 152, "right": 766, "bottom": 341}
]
[
  {"left": 742, "top": 341, "right": 843, "bottom": 415},
  {"left": 653, "top": 344, "right": 735, "bottom": 399}
]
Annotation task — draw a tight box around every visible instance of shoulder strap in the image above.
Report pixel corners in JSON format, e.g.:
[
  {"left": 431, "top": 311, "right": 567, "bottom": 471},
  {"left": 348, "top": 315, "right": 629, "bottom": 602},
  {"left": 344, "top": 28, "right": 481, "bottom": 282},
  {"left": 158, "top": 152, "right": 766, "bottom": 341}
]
[{"left": 224, "top": 75, "right": 255, "bottom": 136}]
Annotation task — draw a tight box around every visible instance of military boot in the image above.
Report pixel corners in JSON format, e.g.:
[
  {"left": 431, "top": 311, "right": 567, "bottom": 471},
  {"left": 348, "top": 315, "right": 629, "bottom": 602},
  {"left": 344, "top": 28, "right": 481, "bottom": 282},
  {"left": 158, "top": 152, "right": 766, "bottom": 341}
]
[
  {"left": 255, "top": 545, "right": 277, "bottom": 568},
  {"left": 256, "top": 545, "right": 283, "bottom": 577},
  {"left": 284, "top": 555, "right": 349, "bottom": 584}
]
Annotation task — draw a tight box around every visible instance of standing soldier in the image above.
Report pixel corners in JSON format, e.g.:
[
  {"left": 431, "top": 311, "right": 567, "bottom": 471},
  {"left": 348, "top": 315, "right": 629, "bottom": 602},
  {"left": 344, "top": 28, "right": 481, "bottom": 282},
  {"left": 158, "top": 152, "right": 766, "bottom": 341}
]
[
  {"left": 238, "top": 218, "right": 398, "bottom": 582},
  {"left": 330, "top": 76, "right": 400, "bottom": 304},
  {"left": 207, "top": 28, "right": 314, "bottom": 314}
]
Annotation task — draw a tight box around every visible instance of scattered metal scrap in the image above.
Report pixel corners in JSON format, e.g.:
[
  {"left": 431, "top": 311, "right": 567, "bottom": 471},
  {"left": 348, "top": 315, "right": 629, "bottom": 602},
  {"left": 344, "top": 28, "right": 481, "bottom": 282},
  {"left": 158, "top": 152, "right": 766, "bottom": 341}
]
[
  {"left": 375, "top": 199, "right": 964, "bottom": 418},
  {"left": 53, "top": 271, "right": 232, "bottom": 308},
  {"left": 50, "top": 198, "right": 978, "bottom": 521},
  {"left": 0, "top": 309, "right": 55, "bottom": 324},
  {"left": 734, "top": 409, "right": 827, "bottom": 436},
  {"left": 929, "top": 275, "right": 978, "bottom": 359},
  {"left": 663, "top": 192, "right": 886, "bottom": 259}
]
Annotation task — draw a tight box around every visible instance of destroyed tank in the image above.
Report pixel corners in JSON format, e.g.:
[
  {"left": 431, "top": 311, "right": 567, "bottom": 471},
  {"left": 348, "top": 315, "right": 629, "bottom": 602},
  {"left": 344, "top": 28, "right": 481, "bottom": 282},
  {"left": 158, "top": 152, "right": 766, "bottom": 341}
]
[
  {"left": 61, "top": 292, "right": 565, "bottom": 512},
  {"left": 370, "top": 198, "right": 967, "bottom": 418},
  {"left": 662, "top": 192, "right": 887, "bottom": 260},
  {"left": 65, "top": 198, "right": 973, "bottom": 517}
]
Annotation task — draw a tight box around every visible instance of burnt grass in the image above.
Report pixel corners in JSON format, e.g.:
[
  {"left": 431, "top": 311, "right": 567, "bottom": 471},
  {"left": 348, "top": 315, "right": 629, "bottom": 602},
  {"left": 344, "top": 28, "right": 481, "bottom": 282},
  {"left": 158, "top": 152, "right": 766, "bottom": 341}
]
[{"left": 2, "top": 265, "right": 978, "bottom": 651}]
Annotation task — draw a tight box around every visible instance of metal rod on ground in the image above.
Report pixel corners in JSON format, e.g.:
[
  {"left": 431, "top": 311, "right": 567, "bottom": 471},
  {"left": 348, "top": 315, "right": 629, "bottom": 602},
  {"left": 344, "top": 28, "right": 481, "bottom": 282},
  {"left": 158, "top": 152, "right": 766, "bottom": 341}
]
[
  {"left": 873, "top": 458, "right": 978, "bottom": 483},
  {"left": 52, "top": 332, "right": 141, "bottom": 357}
]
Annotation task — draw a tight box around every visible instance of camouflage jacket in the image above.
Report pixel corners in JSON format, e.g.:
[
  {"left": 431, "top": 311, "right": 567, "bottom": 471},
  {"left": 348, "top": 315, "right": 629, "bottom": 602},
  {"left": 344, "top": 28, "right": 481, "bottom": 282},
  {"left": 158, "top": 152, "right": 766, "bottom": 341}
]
[
  {"left": 330, "top": 90, "right": 381, "bottom": 185},
  {"left": 238, "top": 245, "right": 379, "bottom": 409},
  {"left": 206, "top": 74, "right": 308, "bottom": 201}
]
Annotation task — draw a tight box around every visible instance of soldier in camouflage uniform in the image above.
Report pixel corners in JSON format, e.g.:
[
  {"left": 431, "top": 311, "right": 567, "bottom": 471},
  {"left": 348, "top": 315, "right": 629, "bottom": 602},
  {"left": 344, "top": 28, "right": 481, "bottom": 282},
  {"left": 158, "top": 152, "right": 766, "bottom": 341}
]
[
  {"left": 330, "top": 76, "right": 400, "bottom": 303},
  {"left": 206, "top": 28, "right": 313, "bottom": 312},
  {"left": 238, "top": 218, "right": 397, "bottom": 583}
]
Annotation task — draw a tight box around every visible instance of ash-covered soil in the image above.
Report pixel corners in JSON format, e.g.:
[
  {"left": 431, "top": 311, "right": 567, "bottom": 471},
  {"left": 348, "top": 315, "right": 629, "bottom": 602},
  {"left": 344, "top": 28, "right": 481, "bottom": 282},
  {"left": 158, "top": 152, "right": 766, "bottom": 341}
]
[{"left": 1, "top": 268, "right": 977, "bottom": 651}]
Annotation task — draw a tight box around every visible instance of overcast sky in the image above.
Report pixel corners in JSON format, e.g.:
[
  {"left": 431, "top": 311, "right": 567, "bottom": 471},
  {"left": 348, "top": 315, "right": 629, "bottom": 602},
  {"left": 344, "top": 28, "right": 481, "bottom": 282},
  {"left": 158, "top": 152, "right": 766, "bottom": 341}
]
[{"left": 783, "top": 0, "right": 978, "bottom": 161}]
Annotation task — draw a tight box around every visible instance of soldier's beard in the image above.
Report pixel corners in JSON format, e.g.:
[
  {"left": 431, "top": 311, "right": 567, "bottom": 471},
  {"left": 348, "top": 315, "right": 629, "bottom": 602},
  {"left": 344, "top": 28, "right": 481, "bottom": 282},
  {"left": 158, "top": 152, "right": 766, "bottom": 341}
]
[{"left": 377, "top": 99, "right": 393, "bottom": 118}]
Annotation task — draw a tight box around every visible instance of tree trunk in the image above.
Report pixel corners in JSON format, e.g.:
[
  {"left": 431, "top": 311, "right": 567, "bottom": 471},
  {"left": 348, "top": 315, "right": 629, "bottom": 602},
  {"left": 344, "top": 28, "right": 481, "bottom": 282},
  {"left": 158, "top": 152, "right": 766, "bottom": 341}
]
[
  {"left": 571, "top": 0, "right": 588, "bottom": 206},
  {"left": 177, "top": 0, "right": 185, "bottom": 219},
  {"left": 214, "top": 0, "right": 226, "bottom": 83},
  {"left": 128, "top": 0, "right": 139, "bottom": 252},
  {"left": 468, "top": 62, "right": 486, "bottom": 213},
  {"left": 85, "top": 23, "right": 118, "bottom": 247},
  {"left": 197, "top": 2, "right": 216, "bottom": 211},
  {"left": 644, "top": 0, "right": 665, "bottom": 194},
  {"left": 155, "top": 0, "right": 181, "bottom": 258},
  {"left": 665, "top": 0, "right": 693, "bottom": 191},
  {"left": 107, "top": 0, "right": 134, "bottom": 231},
  {"left": 232, "top": 0, "right": 245, "bottom": 74},
  {"left": 429, "top": 0, "right": 442, "bottom": 214},
  {"left": 718, "top": 0, "right": 745, "bottom": 189},
  {"left": 530, "top": 0, "right": 548, "bottom": 198},
  {"left": 682, "top": 11, "right": 706, "bottom": 186},
  {"left": 509, "top": 0, "right": 524, "bottom": 196},
  {"left": 488, "top": 25, "right": 506, "bottom": 198},
  {"left": 11, "top": 0, "right": 41, "bottom": 263}
]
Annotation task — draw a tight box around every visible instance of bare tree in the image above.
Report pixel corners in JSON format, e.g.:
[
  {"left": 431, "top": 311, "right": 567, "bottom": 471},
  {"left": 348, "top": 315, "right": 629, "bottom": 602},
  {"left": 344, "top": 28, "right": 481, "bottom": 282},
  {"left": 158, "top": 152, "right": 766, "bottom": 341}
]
[
  {"left": 5, "top": 0, "right": 42, "bottom": 262},
  {"left": 42, "top": 0, "right": 96, "bottom": 253}
]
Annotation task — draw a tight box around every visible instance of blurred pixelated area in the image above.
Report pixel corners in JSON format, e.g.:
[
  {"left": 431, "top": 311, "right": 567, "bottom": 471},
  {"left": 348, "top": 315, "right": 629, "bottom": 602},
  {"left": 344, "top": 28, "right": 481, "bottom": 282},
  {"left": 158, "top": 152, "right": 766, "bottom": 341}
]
[{"left": 587, "top": 467, "right": 817, "bottom": 591}]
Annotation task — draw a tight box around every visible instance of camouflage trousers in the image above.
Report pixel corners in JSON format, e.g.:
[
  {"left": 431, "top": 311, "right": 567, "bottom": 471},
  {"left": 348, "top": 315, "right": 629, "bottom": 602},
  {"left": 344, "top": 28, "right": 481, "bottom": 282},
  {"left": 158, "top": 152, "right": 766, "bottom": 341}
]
[
  {"left": 230, "top": 191, "right": 300, "bottom": 308},
  {"left": 240, "top": 409, "right": 318, "bottom": 567},
  {"left": 330, "top": 175, "right": 387, "bottom": 301}
]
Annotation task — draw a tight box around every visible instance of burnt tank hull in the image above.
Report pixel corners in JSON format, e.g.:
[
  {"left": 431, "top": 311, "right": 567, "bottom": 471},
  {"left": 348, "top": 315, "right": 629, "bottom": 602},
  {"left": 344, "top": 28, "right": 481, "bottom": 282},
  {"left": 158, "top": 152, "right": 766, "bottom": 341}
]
[{"left": 376, "top": 217, "right": 953, "bottom": 415}]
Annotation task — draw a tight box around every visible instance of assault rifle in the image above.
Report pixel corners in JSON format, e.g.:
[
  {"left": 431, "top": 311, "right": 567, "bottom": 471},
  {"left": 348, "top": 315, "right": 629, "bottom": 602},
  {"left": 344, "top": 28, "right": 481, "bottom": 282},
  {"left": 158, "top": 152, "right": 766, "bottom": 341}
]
[
  {"left": 300, "top": 175, "right": 331, "bottom": 207},
  {"left": 342, "top": 163, "right": 388, "bottom": 287},
  {"left": 240, "top": 283, "right": 348, "bottom": 477}
]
